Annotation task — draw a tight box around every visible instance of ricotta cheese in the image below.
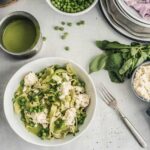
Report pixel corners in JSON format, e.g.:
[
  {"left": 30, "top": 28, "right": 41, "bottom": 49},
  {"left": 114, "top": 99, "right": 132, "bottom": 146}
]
[
  {"left": 31, "top": 112, "right": 48, "bottom": 124},
  {"left": 64, "top": 108, "right": 76, "bottom": 126},
  {"left": 74, "top": 86, "right": 85, "bottom": 94},
  {"left": 24, "top": 72, "right": 38, "bottom": 86},
  {"left": 133, "top": 65, "right": 150, "bottom": 101},
  {"left": 75, "top": 94, "right": 90, "bottom": 108},
  {"left": 59, "top": 82, "right": 73, "bottom": 100}
]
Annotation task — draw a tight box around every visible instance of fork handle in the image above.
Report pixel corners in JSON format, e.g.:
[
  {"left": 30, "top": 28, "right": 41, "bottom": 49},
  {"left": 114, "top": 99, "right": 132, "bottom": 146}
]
[{"left": 119, "top": 112, "right": 147, "bottom": 148}]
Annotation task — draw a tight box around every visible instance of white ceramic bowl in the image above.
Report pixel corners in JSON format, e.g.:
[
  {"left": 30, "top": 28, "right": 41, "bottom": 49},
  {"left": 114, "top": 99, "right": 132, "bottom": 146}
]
[
  {"left": 4, "top": 57, "right": 97, "bottom": 146},
  {"left": 46, "top": 0, "right": 98, "bottom": 16}
]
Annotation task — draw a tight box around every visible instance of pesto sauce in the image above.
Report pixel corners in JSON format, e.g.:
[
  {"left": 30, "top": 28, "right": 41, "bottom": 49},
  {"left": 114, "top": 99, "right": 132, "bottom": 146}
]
[{"left": 2, "top": 18, "right": 37, "bottom": 53}]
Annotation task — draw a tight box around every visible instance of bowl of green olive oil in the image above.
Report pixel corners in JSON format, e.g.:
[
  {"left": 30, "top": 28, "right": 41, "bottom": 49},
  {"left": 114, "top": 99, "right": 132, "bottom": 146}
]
[{"left": 0, "top": 11, "right": 43, "bottom": 57}]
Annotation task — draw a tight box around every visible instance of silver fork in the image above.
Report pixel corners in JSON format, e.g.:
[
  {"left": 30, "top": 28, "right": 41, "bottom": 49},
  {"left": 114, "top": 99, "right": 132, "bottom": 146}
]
[{"left": 98, "top": 83, "right": 147, "bottom": 148}]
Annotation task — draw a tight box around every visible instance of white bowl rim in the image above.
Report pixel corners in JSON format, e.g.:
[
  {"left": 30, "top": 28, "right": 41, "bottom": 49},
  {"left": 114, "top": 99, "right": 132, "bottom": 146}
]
[
  {"left": 46, "top": 0, "right": 98, "bottom": 16},
  {"left": 131, "top": 61, "right": 150, "bottom": 103},
  {"left": 3, "top": 57, "right": 97, "bottom": 147}
]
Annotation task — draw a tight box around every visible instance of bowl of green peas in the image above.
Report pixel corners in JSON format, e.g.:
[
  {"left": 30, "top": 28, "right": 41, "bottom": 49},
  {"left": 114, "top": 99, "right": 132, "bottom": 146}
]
[{"left": 46, "top": 0, "right": 98, "bottom": 16}]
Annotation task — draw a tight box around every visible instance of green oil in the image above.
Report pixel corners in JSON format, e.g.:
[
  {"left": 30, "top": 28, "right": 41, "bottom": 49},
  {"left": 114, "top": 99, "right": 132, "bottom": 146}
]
[{"left": 2, "top": 18, "right": 37, "bottom": 53}]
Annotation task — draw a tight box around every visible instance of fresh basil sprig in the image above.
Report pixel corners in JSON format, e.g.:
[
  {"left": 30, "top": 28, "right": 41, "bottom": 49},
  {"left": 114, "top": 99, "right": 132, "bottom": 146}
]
[{"left": 89, "top": 40, "right": 150, "bottom": 83}]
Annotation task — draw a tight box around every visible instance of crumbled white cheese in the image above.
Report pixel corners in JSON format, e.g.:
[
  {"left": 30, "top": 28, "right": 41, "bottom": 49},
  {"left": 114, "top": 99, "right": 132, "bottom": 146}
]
[
  {"left": 59, "top": 82, "right": 73, "bottom": 100},
  {"left": 75, "top": 94, "right": 90, "bottom": 108},
  {"left": 31, "top": 112, "right": 48, "bottom": 124},
  {"left": 64, "top": 108, "right": 76, "bottom": 126},
  {"left": 24, "top": 72, "right": 38, "bottom": 86},
  {"left": 52, "top": 75, "right": 62, "bottom": 84},
  {"left": 133, "top": 65, "right": 150, "bottom": 101},
  {"left": 74, "top": 86, "right": 85, "bottom": 94}
]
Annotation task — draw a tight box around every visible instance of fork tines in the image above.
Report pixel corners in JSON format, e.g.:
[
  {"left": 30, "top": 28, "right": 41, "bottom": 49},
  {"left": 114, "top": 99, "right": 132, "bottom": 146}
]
[{"left": 98, "top": 83, "right": 116, "bottom": 105}]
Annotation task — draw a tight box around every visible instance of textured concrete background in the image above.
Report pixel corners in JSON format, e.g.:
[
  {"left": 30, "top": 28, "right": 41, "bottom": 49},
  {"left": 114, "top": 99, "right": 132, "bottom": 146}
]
[{"left": 0, "top": 0, "right": 150, "bottom": 150}]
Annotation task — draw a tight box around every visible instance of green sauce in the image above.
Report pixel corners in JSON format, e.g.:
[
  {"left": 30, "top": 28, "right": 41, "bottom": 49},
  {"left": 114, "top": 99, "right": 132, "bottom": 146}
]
[{"left": 2, "top": 18, "right": 37, "bottom": 53}]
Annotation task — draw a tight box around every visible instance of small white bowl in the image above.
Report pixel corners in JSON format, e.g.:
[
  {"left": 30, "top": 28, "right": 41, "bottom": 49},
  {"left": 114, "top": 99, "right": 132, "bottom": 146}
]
[
  {"left": 46, "top": 0, "right": 98, "bottom": 16},
  {"left": 4, "top": 57, "right": 97, "bottom": 146},
  {"left": 131, "top": 61, "right": 150, "bottom": 103}
]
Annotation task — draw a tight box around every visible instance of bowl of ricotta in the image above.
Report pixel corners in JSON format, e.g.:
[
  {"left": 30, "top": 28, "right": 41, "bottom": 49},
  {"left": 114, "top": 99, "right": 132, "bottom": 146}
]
[
  {"left": 132, "top": 61, "right": 150, "bottom": 102},
  {"left": 3, "top": 57, "right": 97, "bottom": 146}
]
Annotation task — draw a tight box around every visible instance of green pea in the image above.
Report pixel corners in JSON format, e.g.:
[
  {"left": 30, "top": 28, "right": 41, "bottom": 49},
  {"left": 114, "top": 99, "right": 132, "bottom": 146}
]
[
  {"left": 64, "top": 32, "right": 68, "bottom": 36},
  {"left": 64, "top": 46, "right": 70, "bottom": 51},
  {"left": 59, "top": 27, "right": 64, "bottom": 31},
  {"left": 54, "top": 26, "right": 59, "bottom": 30},
  {"left": 67, "top": 22, "right": 72, "bottom": 26},
  {"left": 42, "top": 37, "right": 46, "bottom": 42},
  {"left": 61, "top": 21, "right": 65, "bottom": 25}
]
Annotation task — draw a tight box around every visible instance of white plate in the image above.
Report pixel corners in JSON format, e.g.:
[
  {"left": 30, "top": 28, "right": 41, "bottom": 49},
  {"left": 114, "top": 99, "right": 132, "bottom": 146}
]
[
  {"left": 117, "top": 0, "right": 150, "bottom": 25},
  {"left": 99, "top": 0, "right": 150, "bottom": 42},
  {"left": 3, "top": 57, "right": 97, "bottom": 147}
]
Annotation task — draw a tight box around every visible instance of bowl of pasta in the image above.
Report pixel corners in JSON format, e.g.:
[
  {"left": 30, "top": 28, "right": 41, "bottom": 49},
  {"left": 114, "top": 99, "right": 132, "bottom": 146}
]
[{"left": 4, "top": 57, "right": 96, "bottom": 146}]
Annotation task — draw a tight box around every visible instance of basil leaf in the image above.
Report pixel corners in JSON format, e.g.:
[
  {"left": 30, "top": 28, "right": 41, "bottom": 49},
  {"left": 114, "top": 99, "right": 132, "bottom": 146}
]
[
  {"left": 120, "top": 49, "right": 129, "bottom": 53},
  {"left": 131, "top": 47, "right": 138, "bottom": 56},
  {"left": 131, "top": 42, "right": 141, "bottom": 46},
  {"left": 119, "top": 58, "right": 133, "bottom": 75},
  {"left": 108, "top": 71, "right": 124, "bottom": 83},
  {"left": 105, "top": 53, "right": 123, "bottom": 70},
  {"left": 89, "top": 54, "right": 107, "bottom": 73},
  {"left": 136, "top": 52, "right": 148, "bottom": 67},
  {"left": 96, "top": 41, "right": 130, "bottom": 51}
]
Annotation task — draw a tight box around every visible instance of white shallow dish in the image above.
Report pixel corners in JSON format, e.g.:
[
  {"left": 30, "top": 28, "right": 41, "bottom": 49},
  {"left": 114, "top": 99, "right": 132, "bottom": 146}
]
[
  {"left": 4, "top": 57, "right": 97, "bottom": 147},
  {"left": 46, "top": 0, "right": 98, "bottom": 16},
  {"left": 118, "top": 0, "right": 150, "bottom": 25}
]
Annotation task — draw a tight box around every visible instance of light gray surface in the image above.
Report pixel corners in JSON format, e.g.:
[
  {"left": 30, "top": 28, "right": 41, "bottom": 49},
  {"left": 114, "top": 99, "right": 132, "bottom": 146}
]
[{"left": 0, "top": 0, "right": 150, "bottom": 150}]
